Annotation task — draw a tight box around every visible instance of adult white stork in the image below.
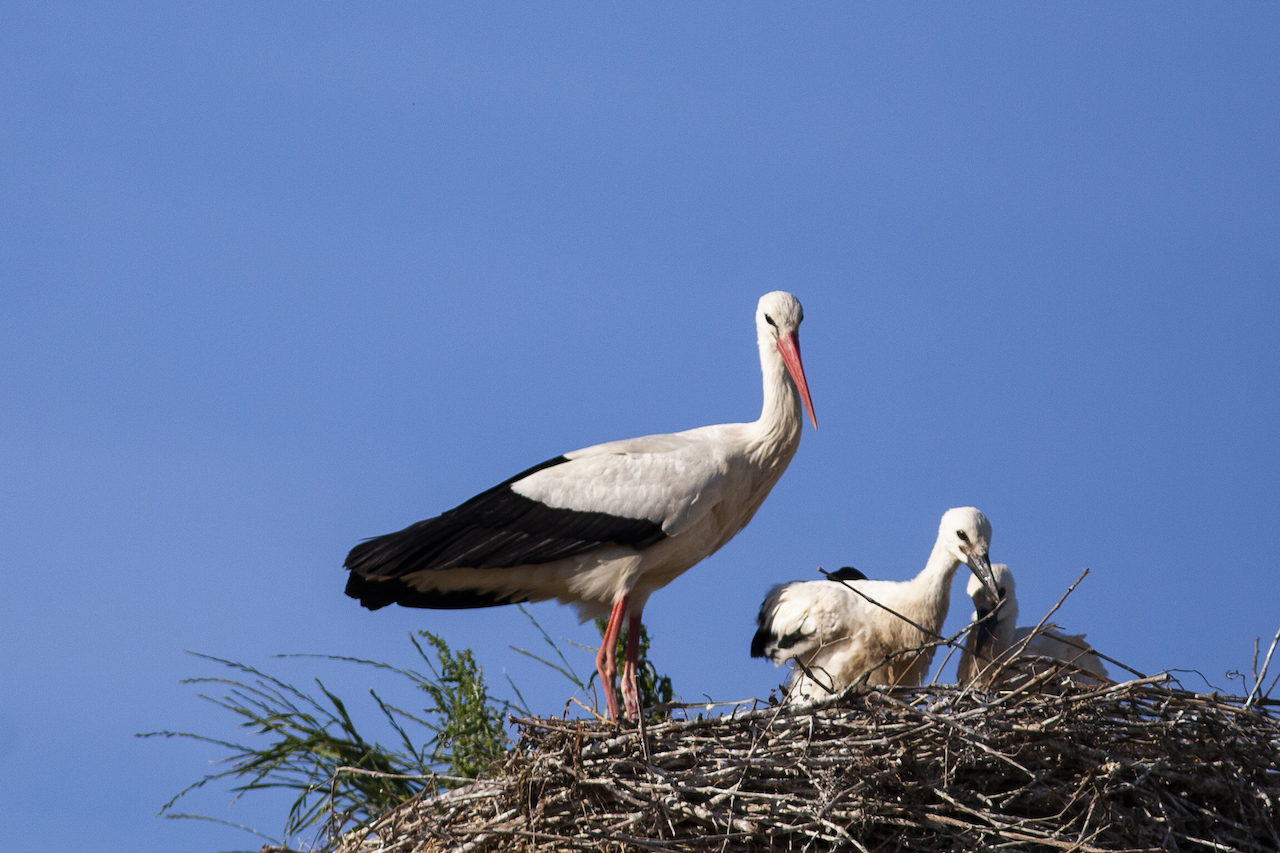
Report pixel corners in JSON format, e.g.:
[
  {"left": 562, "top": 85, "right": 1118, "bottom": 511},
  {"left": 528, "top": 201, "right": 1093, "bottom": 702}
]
[
  {"left": 752, "top": 507, "right": 999, "bottom": 699},
  {"left": 957, "top": 564, "right": 1108, "bottom": 687},
  {"left": 345, "top": 291, "right": 818, "bottom": 722}
]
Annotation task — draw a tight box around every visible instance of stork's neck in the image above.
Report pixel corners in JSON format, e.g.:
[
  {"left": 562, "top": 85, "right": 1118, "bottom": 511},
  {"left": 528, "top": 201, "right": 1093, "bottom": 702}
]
[
  {"left": 992, "top": 597, "right": 1019, "bottom": 651},
  {"left": 751, "top": 338, "right": 803, "bottom": 456},
  {"left": 905, "top": 538, "right": 966, "bottom": 631}
]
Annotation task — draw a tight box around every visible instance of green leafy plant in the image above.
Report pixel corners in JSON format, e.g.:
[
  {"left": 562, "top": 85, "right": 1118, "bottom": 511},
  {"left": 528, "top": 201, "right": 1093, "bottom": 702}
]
[
  {"left": 141, "top": 631, "right": 513, "bottom": 849},
  {"left": 508, "top": 606, "right": 676, "bottom": 719},
  {"left": 146, "top": 610, "right": 676, "bottom": 850}
]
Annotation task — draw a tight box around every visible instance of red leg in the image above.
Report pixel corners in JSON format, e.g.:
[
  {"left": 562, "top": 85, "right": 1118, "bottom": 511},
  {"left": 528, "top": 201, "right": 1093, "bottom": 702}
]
[
  {"left": 621, "top": 611, "right": 642, "bottom": 721},
  {"left": 595, "top": 596, "right": 628, "bottom": 721}
]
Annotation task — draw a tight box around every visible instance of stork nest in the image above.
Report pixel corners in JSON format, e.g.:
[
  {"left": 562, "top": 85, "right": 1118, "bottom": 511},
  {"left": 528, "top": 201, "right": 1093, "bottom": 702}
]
[{"left": 329, "top": 671, "right": 1280, "bottom": 853}]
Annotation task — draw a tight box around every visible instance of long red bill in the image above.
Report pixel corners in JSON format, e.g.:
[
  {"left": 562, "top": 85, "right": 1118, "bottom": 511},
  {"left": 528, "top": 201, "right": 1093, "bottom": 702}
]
[{"left": 776, "top": 332, "right": 817, "bottom": 429}]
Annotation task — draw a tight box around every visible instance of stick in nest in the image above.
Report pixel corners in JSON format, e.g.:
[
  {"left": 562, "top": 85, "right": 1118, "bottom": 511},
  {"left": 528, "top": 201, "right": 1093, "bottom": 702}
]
[{"left": 333, "top": 676, "right": 1280, "bottom": 853}]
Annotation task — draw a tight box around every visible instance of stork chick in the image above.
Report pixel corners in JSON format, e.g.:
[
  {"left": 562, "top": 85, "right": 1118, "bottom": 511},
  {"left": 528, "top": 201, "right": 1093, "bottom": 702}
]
[
  {"left": 752, "top": 507, "right": 998, "bottom": 699},
  {"left": 958, "top": 564, "right": 1108, "bottom": 687}
]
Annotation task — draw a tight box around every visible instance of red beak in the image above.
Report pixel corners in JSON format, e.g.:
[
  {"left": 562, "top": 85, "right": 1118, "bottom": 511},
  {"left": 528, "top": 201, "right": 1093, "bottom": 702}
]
[{"left": 776, "top": 332, "right": 817, "bottom": 429}]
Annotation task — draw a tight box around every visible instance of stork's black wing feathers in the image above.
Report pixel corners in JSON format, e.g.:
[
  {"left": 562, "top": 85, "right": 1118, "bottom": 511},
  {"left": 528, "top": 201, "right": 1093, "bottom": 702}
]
[
  {"left": 750, "top": 624, "right": 773, "bottom": 659},
  {"left": 344, "top": 571, "right": 527, "bottom": 611},
  {"left": 828, "top": 566, "right": 868, "bottom": 582},
  {"left": 344, "top": 455, "right": 668, "bottom": 594},
  {"left": 751, "top": 587, "right": 785, "bottom": 659},
  {"left": 751, "top": 568, "right": 867, "bottom": 660}
]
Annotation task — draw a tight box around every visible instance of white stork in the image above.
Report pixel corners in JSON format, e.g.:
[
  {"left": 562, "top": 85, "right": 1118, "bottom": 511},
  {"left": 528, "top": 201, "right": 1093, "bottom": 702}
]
[
  {"left": 752, "top": 507, "right": 999, "bottom": 699},
  {"left": 345, "top": 291, "right": 817, "bottom": 722},
  {"left": 957, "top": 564, "right": 1108, "bottom": 687}
]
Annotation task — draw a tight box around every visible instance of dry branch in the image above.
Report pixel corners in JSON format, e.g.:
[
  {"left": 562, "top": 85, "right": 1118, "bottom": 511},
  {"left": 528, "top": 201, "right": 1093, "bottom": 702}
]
[{"left": 331, "top": 675, "right": 1280, "bottom": 853}]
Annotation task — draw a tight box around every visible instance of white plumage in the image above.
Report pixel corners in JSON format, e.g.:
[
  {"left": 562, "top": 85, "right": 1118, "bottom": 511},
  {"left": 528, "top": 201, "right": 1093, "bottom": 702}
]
[
  {"left": 346, "top": 291, "right": 817, "bottom": 722},
  {"left": 753, "top": 507, "right": 999, "bottom": 700},
  {"left": 957, "top": 564, "right": 1109, "bottom": 687}
]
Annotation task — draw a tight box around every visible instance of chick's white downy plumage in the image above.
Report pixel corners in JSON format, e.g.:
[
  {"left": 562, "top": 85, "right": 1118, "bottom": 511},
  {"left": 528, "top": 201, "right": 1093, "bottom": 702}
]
[
  {"left": 752, "top": 507, "right": 999, "bottom": 700},
  {"left": 957, "top": 564, "right": 1109, "bottom": 687}
]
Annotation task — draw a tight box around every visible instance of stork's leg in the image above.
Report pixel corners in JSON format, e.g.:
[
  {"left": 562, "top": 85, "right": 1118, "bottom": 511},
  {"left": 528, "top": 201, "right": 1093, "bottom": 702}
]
[
  {"left": 595, "top": 596, "right": 628, "bottom": 722},
  {"left": 621, "top": 611, "right": 643, "bottom": 721}
]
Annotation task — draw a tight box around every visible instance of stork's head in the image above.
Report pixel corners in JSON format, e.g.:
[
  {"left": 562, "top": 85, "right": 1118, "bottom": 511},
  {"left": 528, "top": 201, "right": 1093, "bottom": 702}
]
[
  {"left": 967, "top": 562, "right": 1016, "bottom": 657},
  {"left": 939, "top": 506, "right": 998, "bottom": 600},
  {"left": 756, "top": 291, "right": 817, "bottom": 428},
  {"left": 967, "top": 562, "right": 1017, "bottom": 625}
]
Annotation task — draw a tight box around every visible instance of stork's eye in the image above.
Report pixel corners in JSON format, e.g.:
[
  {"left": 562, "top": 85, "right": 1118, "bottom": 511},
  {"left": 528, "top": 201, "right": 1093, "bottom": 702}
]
[
  {"left": 956, "top": 530, "right": 969, "bottom": 542},
  {"left": 764, "top": 313, "right": 777, "bottom": 328}
]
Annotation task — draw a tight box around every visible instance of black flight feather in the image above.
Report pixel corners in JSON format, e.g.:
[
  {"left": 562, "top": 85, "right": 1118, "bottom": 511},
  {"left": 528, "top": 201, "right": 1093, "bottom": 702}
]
[
  {"left": 750, "top": 567, "right": 868, "bottom": 659},
  {"left": 749, "top": 624, "right": 772, "bottom": 659},
  {"left": 751, "top": 586, "right": 790, "bottom": 659},
  {"left": 828, "top": 566, "right": 868, "bottom": 582},
  {"left": 344, "top": 455, "right": 668, "bottom": 611},
  {"left": 344, "top": 572, "right": 526, "bottom": 611}
]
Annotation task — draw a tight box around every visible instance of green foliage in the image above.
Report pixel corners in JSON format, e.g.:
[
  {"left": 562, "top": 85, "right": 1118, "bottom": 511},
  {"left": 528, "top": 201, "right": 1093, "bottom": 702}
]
[
  {"left": 593, "top": 617, "right": 676, "bottom": 715},
  {"left": 148, "top": 612, "right": 676, "bottom": 850},
  {"left": 408, "top": 632, "right": 509, "bottom": 779},
  {"left": 508, "top": 605, "right": 678, "bottom": 719},
  {"left": 141, "top": 631, "right": 513, "bottom": 848}
]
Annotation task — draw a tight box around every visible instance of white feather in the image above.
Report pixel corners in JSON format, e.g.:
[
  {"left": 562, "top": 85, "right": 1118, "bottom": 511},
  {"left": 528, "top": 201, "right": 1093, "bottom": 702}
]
[
  {"left": 757, "top": 507, "right": 995, "bottom": 699},
  {"left": 350, "top": 291, "right": 818, "bottom": 722},
  {"left": 511, "top": 428, "right": 732, "bottom": 535},
  {"left": 958, "top": 564, "right": 1109, "bottom": 687}
]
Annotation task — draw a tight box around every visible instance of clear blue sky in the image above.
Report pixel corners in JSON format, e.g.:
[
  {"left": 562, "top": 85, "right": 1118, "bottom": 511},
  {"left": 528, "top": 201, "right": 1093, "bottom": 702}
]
[{"left": 2, "top": 4, "right": 1277, "bottom": 851}]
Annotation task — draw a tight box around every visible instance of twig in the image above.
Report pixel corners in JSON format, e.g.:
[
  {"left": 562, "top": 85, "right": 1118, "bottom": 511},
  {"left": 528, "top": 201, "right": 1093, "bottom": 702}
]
[
  {"left": 819, "top": 567, "right": 955, "bottom": 646},
  {"left": 983, "top": 568, "right": 1090, "bottom": 686},
  {"left": 1245, "top": 622, "right": 1280, "bottom": 710}
]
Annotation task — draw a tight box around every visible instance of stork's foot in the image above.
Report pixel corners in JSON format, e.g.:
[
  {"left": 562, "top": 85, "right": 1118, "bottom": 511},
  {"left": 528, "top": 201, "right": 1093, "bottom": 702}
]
[
  {"left": 596, "top": 596, "right": 629, "bottom": 722},
  {"left": 621, "top": 658, "right": 640, "bottom": 721},
  {"left": 621, "top": 611, "right": 643, "bottom": 721}
]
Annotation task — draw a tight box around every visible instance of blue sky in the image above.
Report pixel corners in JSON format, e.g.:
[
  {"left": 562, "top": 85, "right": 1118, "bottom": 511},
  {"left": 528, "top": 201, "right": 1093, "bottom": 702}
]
[{"left": 2, "top": 4, "right": 1278, "bottom": 851}]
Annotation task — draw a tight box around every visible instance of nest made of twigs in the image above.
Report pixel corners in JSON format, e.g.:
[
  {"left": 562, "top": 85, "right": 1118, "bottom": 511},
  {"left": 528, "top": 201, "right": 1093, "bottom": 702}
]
[{"left": 330, "top": 669, "right": 1280, "bottom": 853}]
